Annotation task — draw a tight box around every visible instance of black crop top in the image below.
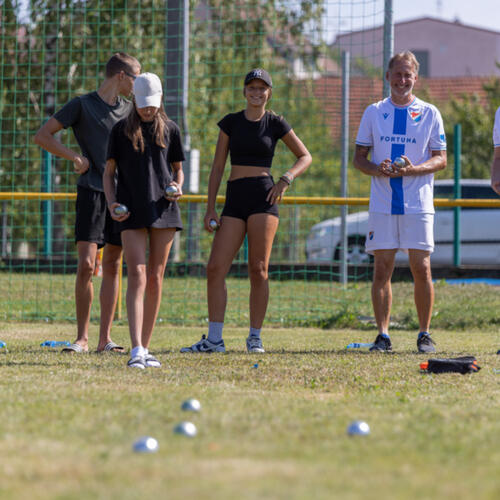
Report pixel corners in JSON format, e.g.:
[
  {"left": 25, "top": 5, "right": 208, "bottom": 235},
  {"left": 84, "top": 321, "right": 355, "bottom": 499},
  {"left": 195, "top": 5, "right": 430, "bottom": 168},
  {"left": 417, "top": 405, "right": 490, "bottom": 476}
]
[{"left": 217, "top": 110, "right": 292, "bottom": 168}]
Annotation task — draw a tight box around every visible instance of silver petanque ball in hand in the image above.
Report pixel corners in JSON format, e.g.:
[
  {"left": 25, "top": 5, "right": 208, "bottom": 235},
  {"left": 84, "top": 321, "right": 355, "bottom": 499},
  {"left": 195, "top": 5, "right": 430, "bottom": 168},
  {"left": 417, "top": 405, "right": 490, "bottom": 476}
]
[
  {"left": 393, "top": 156, "right": 405, "bottom": 169},
  {"left": 133, "top": 436, "right": 159, "bottom": 453},
  {"left": 113, "top": 204, "right": 128, "bottom": 216},
  {"left": 173, "top": 421, "right": 197, "bottom": 437},
  {"left": 347, "top": 420, "right": 370, "bottom": 436},
  {"left": 165, "top": 185, "right": 178, "bottom": 197},
  {"left": 181, "top": 398, "right": 201, "bottom": 412},
  {"left": 209, "top": 219, "right": 219, "bottom": 231}
]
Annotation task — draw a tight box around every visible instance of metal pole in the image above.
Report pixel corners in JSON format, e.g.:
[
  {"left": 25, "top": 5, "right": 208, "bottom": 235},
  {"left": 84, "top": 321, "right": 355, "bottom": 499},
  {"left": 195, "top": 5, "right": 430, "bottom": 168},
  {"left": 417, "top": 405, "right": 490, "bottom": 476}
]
[
  {"left": 165, "top": 0, "right": 189, "bottom": 262},
  {"left": 1, "top": 201, "right": 8, "bottom": 258},
  {"left": 164, "top": 0, "right": 182, "bottom": 124},
  {"left": 42, "top": 149, "right": 53, "bottom": 256},
  {"left": 183, "top": 0, "right": 190, "bottom": 151},
  {"left": 382, "top": 0, "right": 394, "bottom": 98},
  {"left": 181, "top": 0, "right": 201, "bottom": 262},
  {"left": 453, "top": 123, "right": 462, "bottom": 266},
  {"left": 340, "top": 51, "right": 350, "bottom": 285}
]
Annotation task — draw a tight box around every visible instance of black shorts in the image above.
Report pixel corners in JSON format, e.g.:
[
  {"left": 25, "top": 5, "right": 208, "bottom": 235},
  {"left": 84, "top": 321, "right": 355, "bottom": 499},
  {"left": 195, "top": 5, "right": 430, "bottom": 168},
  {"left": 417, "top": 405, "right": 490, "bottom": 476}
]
[
  {"left": 75, "top": 185, "right": 122, "bottom": 248},
  {"left": 119, "top": 197, "right": 183, "bottom": 232},
  {"left": 221, "top": 176, "right": 279, "bottom": 221}
]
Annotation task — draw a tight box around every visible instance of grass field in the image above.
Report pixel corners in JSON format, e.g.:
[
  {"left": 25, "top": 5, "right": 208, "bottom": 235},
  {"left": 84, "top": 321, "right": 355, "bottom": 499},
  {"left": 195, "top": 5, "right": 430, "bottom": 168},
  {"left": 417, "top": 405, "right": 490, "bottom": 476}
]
[
  {"left": 1, "top": 274, "right": 500, "bottom": 331},
  {"left": 1, "top": 321, "right": 500, "bottom": 499}
]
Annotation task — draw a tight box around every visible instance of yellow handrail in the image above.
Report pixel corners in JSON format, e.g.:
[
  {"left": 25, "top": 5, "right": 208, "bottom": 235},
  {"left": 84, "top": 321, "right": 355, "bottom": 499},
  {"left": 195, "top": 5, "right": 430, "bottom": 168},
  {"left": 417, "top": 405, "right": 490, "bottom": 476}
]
[{"left": 1, "top": 192, "right": 500, "bottom": 208}]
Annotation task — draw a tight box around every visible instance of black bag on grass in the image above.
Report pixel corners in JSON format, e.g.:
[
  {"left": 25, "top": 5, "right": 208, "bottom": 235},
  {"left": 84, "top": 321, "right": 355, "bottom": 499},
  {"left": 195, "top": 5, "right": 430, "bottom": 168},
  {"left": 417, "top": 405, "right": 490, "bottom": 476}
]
[{"left": 420, "top": 356, "right": 480, "bottom": 374}]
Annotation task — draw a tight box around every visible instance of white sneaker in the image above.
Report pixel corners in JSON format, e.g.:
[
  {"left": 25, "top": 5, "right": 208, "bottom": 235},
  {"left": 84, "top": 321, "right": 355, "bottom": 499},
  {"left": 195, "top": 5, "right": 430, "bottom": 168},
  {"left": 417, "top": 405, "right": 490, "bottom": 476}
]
[
  {"left": 246, "top": 336, "right": 265, "bottom": 353},
  {"left": 180, "top": 335, "right": 226, "bottom": 353}
]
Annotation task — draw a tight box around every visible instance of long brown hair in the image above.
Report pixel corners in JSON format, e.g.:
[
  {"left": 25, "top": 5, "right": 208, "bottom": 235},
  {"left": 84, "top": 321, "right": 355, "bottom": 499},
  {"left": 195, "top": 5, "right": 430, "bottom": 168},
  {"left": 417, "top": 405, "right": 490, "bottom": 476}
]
[{"left": 124, "top": 101, "right": 170, "bottom": 153}]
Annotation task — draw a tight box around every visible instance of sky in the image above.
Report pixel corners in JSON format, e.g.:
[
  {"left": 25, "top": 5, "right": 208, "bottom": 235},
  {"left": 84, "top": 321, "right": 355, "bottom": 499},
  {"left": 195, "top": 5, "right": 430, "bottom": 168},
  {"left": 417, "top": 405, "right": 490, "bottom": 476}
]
[
  {"left": 324, "top": 0, "right": 500, "bottom": 43},
  {"left": 393, "top": 0, "right": 500, "bottom": 32}
]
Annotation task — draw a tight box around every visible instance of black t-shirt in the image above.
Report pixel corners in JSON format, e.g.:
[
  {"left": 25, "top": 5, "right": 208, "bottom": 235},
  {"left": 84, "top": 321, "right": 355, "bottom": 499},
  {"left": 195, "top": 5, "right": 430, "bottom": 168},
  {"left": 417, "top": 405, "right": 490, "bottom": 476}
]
[
  {"left": 107, "top": 119, "right": 186, "bottom": 230},
  {"left": 217, "top": 110, "right": 291, "bottom": 168},
  {"left": 54, "top": 91, "right": 132, "bottom": 191}
]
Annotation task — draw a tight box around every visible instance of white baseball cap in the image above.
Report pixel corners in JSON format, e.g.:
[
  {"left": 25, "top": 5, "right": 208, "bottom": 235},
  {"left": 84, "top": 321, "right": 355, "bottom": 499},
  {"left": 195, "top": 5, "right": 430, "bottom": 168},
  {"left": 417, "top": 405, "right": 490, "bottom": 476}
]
[{"left": 133, "top": 72, "right": 163, "bottom": 108}]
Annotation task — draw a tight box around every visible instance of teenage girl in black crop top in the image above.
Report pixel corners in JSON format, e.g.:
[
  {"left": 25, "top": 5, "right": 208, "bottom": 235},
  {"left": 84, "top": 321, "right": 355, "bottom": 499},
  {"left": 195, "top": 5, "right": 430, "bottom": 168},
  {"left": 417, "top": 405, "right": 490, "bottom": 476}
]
[{"left": 181, "top": 68, "right": 311, "bottom": 354}]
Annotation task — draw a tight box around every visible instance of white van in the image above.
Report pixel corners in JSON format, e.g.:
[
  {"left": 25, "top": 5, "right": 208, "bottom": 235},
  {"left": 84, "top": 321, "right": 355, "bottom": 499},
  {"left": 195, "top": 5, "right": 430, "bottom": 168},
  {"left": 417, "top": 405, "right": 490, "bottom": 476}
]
[{"left": 305, "top": 179, "right": 500, "bottom": 265}]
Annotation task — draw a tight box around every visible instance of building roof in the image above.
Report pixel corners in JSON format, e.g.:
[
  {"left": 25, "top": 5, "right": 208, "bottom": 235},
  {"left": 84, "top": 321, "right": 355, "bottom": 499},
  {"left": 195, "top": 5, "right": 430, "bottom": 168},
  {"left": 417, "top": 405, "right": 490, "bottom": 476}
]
[
  {"left": 334, "top": 16, "right": 500, "bottom": 42},
  {"left": 312, "top": 76, "right": 493, "bottom": 140}
]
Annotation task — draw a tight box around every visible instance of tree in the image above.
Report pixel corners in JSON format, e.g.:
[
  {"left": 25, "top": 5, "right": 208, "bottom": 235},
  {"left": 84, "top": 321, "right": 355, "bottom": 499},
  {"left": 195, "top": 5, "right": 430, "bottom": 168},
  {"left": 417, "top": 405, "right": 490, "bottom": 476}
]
[{"left": 442, "top": 75, "right": 500, "bottom": 179}]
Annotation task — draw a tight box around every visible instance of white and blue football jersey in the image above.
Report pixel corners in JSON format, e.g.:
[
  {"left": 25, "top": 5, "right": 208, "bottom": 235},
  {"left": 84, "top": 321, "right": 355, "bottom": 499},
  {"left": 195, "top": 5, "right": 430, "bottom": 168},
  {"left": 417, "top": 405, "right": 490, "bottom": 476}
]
[
  {"left": 356, "top": 97, "right": 446, "bottom": 215},
  {"left": 493, "top": 106, "right": 500, "bottom": 148}
]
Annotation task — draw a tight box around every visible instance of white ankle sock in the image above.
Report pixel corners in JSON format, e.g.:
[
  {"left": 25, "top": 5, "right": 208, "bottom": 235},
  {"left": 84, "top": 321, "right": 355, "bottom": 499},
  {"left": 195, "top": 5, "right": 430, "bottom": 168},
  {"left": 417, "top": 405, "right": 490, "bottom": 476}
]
[{"left": 131, "top": 346, "right": 146, "bottom": 358}]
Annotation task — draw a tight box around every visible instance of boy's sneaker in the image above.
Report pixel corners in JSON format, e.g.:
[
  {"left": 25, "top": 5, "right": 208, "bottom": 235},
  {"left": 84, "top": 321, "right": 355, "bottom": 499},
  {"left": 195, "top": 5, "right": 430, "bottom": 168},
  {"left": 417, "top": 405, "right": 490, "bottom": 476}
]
[
  {"left": 180, "top": 334, "right": 226, "bottom": 353},
  {"left": 127, "top": 355, "right": 146, "bottom": 369},
  {"left": 144, "top": 353, "right": 161, "bottom": 368},
  {"left": 417, "top": 333, "right": 436, "bottom": 353},
  {"left": 369, "top": 334, "right": 392, "bottom": 352},
  {"left": 246, "top": 336, "right": 265, "bottom": 353}
]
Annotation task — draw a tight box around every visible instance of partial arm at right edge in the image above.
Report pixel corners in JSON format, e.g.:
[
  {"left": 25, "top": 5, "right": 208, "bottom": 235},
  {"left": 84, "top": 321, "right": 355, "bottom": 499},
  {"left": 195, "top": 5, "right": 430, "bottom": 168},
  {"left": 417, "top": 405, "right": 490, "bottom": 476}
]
[{"left": 491, "top": 147, "right": 500, "bottom": 195}]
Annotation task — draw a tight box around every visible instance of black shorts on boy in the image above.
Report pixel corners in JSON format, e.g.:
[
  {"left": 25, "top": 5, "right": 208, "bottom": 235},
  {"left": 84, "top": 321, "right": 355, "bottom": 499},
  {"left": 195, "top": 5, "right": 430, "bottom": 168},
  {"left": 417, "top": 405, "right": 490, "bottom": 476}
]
[{"left": 75, "top": 185, "right": 122, "bottom": 247}]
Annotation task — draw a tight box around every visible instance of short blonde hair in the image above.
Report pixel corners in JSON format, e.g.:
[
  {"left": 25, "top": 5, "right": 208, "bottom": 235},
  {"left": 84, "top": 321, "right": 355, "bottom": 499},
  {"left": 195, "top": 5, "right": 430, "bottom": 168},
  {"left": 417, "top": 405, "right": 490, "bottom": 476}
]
[{"left": 387, "top": 51, "right": 420, "bottom": 74}]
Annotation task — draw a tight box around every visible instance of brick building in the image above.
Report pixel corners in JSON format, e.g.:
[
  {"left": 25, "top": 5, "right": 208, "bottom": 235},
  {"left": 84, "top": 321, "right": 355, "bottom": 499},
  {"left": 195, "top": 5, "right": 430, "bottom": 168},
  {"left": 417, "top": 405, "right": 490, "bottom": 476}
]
[{"left": 332, "top": 17, "right": 500, "bottom": 78}]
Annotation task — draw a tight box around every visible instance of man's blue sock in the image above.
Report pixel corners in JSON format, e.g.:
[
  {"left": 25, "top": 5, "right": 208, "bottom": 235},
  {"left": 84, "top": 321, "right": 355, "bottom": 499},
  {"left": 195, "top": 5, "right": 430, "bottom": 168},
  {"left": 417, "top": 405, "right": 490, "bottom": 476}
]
[
  {"left": 249, "top": 327, "right": 261, "bottom": 339},
  {"left": 207, "top": 322, "right": 224, "bottom": 343}
]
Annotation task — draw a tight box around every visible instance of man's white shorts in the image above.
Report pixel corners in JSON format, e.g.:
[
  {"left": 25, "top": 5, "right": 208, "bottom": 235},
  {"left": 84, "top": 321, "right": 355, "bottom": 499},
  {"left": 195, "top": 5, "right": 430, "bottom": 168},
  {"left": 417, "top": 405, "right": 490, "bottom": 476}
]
[{"left": 365, "top": 212, "right": 434, "bottom": 254}]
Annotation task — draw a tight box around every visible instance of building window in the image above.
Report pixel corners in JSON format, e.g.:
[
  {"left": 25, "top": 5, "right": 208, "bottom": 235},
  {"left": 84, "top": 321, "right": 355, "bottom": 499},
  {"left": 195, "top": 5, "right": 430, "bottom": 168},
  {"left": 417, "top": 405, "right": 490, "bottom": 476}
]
[{"left": 411, "top": 50, "right": 429, "bottom": 77}]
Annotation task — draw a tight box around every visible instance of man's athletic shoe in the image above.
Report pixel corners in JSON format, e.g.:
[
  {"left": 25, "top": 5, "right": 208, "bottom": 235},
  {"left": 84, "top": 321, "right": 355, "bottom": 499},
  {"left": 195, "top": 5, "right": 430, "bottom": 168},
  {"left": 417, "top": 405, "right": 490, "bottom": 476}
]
[
  {"left": 417, "top": 333, "right": 436, "bottom": 353},
  {"left": 127, "top": 355, "right": 146, "bottom": 369},
  {"left": 144, "top": 353, "right": 161, "bottom": 368},
  {"left": 497, "top": 349, "right": 500, "bottom": 355},
  {"left": 180, "top": 334, "right": 226, "bottom": 353},
  {"left": 369, "top": 334, "right": 392, "bottom": 352},
  {"left": 246, "top": 336, "right": 265, "bottom": 353}
]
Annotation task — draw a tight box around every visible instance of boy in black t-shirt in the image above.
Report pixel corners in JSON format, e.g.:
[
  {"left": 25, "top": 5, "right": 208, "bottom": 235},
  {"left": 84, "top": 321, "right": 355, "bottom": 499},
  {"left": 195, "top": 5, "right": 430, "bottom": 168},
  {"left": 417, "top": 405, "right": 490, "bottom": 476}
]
[{"left": 34, "top": 52, "right": 141, "bottom": 354}]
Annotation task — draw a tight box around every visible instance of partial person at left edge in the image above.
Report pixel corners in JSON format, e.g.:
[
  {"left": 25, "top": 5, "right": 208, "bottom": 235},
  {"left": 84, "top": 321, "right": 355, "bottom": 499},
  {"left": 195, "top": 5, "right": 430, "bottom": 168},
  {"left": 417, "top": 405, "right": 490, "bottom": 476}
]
[
  {"left": 33, "top": 52, "right": 141, "bottom": 354},
  {"left": 490, "top": 103, "right": 500, "bottom": 355}
]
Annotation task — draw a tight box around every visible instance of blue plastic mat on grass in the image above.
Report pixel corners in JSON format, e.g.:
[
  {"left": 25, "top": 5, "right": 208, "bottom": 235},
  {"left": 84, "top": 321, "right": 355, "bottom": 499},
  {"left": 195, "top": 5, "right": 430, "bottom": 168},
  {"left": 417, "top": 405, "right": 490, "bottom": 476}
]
[{"left": 441, "top": 278, "right": 500, "bottom": 286}]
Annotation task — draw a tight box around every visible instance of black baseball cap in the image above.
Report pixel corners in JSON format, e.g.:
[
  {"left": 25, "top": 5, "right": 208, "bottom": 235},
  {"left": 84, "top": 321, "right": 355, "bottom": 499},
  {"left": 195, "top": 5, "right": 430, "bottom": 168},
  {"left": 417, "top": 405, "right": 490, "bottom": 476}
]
[{"left": 244, "top": 68, "right": 272, "bottom": 87}]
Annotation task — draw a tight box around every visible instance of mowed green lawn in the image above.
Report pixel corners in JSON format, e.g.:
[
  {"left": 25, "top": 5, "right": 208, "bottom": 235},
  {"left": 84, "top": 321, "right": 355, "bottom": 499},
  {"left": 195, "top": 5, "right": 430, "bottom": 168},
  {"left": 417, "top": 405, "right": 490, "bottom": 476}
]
[{"left": 1, "top": 323, "right": 500, "bottom": 499}]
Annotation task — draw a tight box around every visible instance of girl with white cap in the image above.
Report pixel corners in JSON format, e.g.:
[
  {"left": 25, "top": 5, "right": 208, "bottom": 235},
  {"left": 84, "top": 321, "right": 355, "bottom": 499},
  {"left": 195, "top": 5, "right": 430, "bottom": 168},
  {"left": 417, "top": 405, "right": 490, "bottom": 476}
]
[{"left": 103, "top": 72, "right": 185, "bottom": 369}]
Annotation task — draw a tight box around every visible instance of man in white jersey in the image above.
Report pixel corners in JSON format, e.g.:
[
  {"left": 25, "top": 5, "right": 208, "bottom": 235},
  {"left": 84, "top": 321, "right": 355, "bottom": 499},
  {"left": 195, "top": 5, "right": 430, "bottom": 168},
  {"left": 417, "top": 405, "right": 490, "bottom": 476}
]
[
  {"left": 490, "top": 105, "right": 500, "bottom": 354},
  {"left": 354, "top": 51, "right": 447, "bottom": 353}
]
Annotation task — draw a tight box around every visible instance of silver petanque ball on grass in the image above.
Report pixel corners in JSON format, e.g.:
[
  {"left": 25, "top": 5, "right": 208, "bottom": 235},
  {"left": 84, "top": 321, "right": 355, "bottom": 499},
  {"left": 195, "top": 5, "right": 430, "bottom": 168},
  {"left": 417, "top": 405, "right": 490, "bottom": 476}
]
[
  {"left": 133, "top": 436, "right": 159, "bottom": 453},
  {"left": 165, "top": 185, "right": 178, "bottom": 197},
  {"left": 113, "top": 204, "right": 128, "bottom": 216},
  {"left": 347, "top": 420, "right": 370, "bottom": 436},
  {"left": 209, "top": 219, "right": 219, "bottom": 231},
  {"left": 181, "top": 398, "right": 201, "bottom": 412},
  {"left": 393, "top": 156, "right": 405, "bottom": 169},
  {"left": 173, "top": 421, "right": 197, "bottom": 437}
]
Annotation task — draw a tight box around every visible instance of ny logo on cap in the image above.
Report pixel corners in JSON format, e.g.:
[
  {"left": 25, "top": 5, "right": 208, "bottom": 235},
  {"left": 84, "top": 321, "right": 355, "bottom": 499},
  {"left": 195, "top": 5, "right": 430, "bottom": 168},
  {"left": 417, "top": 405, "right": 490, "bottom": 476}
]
[{"left": 252, "top": 70, "right": 262, "bottom": 78}]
